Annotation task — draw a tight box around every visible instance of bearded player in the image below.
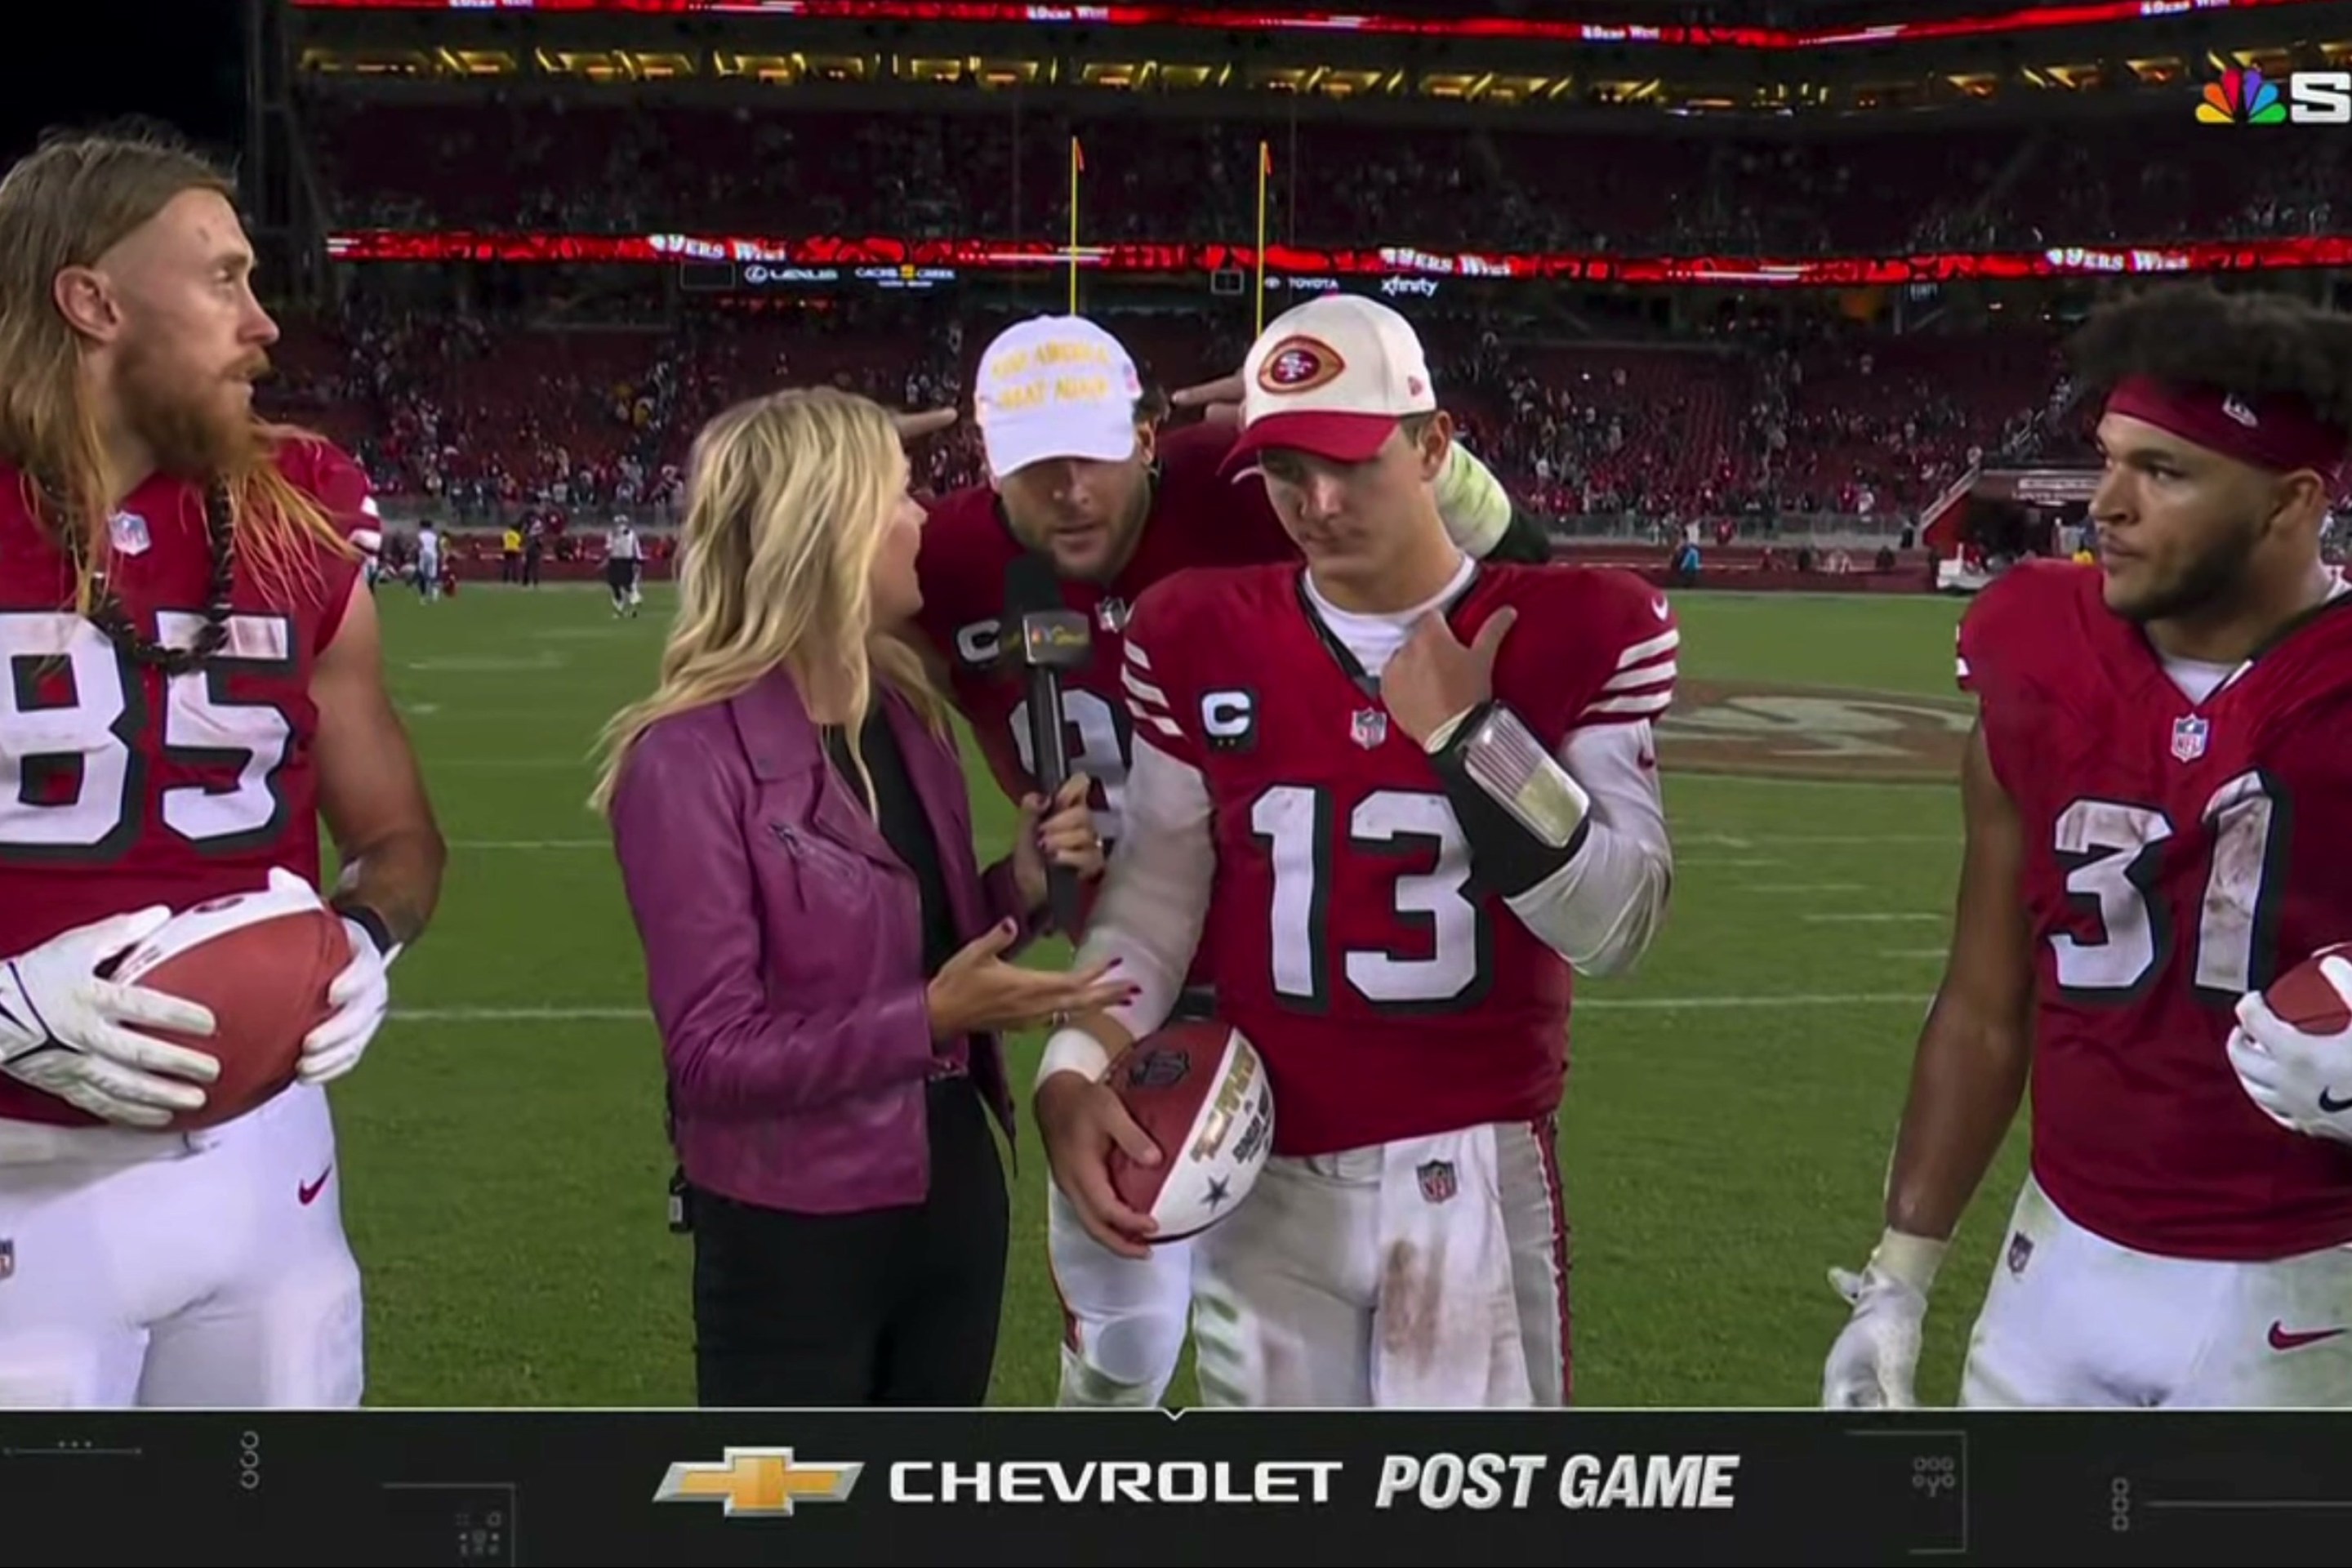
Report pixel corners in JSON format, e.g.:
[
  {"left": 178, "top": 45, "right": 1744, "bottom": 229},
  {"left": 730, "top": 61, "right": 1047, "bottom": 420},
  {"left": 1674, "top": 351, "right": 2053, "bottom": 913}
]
[
  {"left": 912, "top": 313, "right": 1551, "bottom": 1410},
  {"left": 1026, "top": 295, "right": 1677, "bottom": 1406},
  {"left": 0, "top": 127, "right": 446, "bottom": 1407},
  {"left": 1823, "top": 284, "right": 2352, "bottom": 1410}
]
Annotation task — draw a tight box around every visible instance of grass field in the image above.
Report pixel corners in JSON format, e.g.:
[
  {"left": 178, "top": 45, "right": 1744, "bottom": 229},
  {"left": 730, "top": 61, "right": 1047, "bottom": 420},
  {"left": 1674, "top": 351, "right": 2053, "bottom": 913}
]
[{"left": 341, "top": 580, "right": 2028, "bottom": 1410}]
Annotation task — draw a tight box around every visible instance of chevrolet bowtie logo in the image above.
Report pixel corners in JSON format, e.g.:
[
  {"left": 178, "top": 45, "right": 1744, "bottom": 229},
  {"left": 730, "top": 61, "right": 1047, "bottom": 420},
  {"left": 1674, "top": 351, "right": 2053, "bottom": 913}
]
[{"left": 653, "top": 1447, "right": 864, "bottom": 1518}]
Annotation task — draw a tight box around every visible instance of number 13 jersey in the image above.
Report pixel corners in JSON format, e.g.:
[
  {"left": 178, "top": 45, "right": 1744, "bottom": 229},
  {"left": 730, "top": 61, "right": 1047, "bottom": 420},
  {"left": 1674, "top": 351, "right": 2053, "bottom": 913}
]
[
  {"left": 1122, "top": 559, "right": 1677, "bottom": 1156},
  {"left": 1961, "top": 557, "right": 2352, "bottom": 1260}
]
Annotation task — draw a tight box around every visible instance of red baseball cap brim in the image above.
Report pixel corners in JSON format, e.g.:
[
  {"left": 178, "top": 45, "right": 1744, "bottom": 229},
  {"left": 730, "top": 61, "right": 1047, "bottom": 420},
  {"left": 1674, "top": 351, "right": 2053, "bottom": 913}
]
[{"left": 1218, "top": 410, "right": 1401, "bottom": 475}]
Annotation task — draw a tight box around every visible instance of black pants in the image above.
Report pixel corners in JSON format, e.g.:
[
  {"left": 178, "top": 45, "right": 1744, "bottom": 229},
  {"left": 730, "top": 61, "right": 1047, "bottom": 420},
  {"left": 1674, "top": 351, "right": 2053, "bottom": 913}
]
[{"left": 688, "top": 1078, "right": 1010, "bottom": 1407}]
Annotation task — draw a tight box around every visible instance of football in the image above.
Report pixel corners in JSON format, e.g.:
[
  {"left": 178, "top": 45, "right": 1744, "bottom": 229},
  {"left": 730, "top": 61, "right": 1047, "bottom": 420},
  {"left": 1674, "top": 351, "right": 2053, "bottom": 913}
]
[
  {"left": 2261, "top": 942, "right": 2352, "bottom": 1035},
  {"left": 1104, "top": 1019, "right": 1274, "bottom": 1242},
  {"left": 109, "top": 880, "right": 350, "bottom": 1130}
]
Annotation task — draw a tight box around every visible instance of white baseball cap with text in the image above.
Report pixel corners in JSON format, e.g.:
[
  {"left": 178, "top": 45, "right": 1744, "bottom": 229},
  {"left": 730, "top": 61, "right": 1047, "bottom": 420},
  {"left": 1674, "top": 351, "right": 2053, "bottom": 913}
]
[{"left": 973, "top": 316, "right": 1146, "bottom": 479}]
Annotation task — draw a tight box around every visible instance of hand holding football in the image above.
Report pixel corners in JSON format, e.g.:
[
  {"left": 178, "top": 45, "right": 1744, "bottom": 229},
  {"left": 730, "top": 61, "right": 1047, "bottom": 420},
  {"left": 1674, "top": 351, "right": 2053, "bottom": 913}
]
[
  {"left": 109, "top": 879, "right": 350, "bottom": 1130},
  {"left": 1104, "top": 1020, "right": 1274, "bottom": 1241}
]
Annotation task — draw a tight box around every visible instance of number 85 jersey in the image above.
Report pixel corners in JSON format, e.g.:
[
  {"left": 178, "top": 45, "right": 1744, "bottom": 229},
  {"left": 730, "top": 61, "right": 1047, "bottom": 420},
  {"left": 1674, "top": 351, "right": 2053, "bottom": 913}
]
[
  {"left": 1961, "top": 558, "right": 2352, "bottom": 1261},
  {"left": 0, "top": 446, "right": 368, "bottom": 1061},
  {"left": 1119, "top": 559, "right": 1677, "bottom": 1158}
]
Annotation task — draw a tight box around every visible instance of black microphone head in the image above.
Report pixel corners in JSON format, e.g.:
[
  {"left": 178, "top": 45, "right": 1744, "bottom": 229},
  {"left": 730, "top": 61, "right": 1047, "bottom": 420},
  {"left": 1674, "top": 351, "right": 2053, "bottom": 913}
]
[
  {"left": 1004, "top": 552, "right": 1093, "bottom": 670},
  {"left": 1004, "top": 550, "right": 1067, "bottom": 619}
]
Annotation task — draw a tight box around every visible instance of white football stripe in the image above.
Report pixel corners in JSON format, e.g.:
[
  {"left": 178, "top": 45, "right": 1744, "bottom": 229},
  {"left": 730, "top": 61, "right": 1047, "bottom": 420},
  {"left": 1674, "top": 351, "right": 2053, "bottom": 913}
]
[
  {"left": 1601, "top": 662, "right": 1676, "bottom": 693},
  {"left": 1121, "top": 666, "right": 1171, "bottom": 709},
  {"left": 1615, "top": 627, "right": 1680, "bottom": 668},
  {"left": 1580, "top": 690, "right": 1674, "bottom": 717},
  {"left": 1127, "top": 702, "right": 1183, "bottom": 738}
]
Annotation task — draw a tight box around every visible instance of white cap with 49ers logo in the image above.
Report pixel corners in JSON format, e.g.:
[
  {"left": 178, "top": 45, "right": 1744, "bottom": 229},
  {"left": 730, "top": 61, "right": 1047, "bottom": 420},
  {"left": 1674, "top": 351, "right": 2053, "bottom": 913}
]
[{"left": 1219, "top": 293, "right": 1437, "bottom": 475}]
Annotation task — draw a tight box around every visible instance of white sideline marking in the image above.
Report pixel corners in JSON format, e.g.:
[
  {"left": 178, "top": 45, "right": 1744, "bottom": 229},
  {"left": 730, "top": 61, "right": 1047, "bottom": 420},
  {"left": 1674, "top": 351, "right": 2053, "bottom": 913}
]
[
  {"left": 1806, "top": 912, "right": 1943, "bottom": 924},
  {"left": 386, "top": 992, "right": 1936, "bottom": 1025}
]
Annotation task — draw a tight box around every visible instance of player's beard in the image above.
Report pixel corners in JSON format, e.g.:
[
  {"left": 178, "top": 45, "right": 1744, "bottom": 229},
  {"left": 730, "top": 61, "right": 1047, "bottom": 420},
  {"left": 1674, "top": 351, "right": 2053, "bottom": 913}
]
[
  {"left": 115, "top": 336, "right": 270, "bottom": 483},
  {"left": 2111, "top": 512, "right": 2265, "bottom": 626}
]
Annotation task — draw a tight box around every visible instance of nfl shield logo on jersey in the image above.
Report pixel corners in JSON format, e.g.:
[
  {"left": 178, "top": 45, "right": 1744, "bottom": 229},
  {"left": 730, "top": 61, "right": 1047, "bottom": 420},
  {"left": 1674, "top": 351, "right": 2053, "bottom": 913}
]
[
  {"left": 109, "top": 510, "right": 150, "bottom": 555},
  {"left": 1351, "top": 709, "right": 1389, "bottom": 750},
  {"left": 1096, "top": 597, "right": 1129, "bottom": 634},
  {"left": 2171, "top": 714, "right": 2210, "bottom": 763},
  {"left": 0, "top": 1238, "right": 13, "bottom": 1281},
  {"left": 1417, "top": 1160, "right": 1458, "bottom": 1205},
  {"left": 2006, "top": 1232, "right": 2034, "bottom": 1277}
]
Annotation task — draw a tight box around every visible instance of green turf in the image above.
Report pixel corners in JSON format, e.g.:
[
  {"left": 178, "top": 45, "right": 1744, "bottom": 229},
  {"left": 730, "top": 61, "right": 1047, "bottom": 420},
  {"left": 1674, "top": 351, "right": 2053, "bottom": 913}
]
[{"left": 341, "top": 580, "right": 2025, "bottom": 1409}]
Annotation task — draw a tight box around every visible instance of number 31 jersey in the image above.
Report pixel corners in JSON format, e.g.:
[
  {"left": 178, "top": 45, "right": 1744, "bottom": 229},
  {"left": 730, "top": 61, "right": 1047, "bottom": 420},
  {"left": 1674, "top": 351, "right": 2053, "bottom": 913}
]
[
  {"left": 0, "top": 442, "right": 369, "bottom": 1128},
  {"left": 1122, "top": 559, "right": 1677, "bottom": 1156},
  {"left": 1961, "top": 558, "right": 2352, "bottom": 1260}
]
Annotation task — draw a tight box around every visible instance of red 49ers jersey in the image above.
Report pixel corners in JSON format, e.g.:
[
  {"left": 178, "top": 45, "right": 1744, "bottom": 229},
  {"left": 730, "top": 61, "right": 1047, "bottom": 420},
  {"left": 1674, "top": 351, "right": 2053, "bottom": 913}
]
[
  {"left": 911, "top": 421, "right": 1294, "bottom": 842},
  {"left": 1960, "top": 558, "right": 2352, "bottom": 1259},
  {"left": 0, "top": 438, "right": 371, "bottom": 1129},
  {"left": 1122, "top": 559, "right": 1678, "bottom": 1156}
]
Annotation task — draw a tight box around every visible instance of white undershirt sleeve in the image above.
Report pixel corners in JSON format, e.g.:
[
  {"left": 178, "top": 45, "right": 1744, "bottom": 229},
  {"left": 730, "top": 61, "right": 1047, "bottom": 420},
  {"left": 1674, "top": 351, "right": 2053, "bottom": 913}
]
[
  {"left": 1071, "top": 734, "right": 1216, "bottom": 1040},
  {"left": 1500, "top": 718, "right": 1674, "bottom": 978}
]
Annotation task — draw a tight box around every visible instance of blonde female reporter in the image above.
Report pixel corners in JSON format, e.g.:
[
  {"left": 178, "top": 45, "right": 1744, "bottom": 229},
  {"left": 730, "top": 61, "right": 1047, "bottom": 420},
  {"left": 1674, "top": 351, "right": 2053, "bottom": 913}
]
[{"left": 592, "top": 387, "right": 1131, "bottom": 1407}]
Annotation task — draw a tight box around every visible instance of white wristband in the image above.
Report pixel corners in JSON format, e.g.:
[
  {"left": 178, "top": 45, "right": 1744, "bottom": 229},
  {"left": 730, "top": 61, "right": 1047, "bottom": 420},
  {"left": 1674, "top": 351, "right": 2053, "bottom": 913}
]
[
  {"left": 1872, "top": 1228, "right": 1949, "bottom": 1296},
  {"left": 1037, "top": 1027, "right": 1113, "bottom": 1089}
]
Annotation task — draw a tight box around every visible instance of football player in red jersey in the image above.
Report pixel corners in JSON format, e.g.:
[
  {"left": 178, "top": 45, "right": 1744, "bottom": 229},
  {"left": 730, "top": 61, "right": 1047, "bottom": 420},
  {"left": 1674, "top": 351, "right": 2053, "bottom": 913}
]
[
  {"left": 1823, "top": 284, "right": 2352, "bottom": 1410},
  {"left": 911, "top": 313, "right": 1554, "bottom": 1409},
  {"left": 0, "top": 127, "right": 446, "bottom": 1407},
  {"left": 1026, "top": 295, "right": 1678, "bottom": 1407}
]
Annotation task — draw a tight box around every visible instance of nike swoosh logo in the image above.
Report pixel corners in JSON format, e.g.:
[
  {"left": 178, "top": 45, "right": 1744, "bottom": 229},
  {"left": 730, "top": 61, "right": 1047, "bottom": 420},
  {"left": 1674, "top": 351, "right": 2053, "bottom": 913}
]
[
  {"left": 298, "top": 1166, "right": 333, "bottom": 1206},
  {"left": 2320, "top": 1088, "right": 2352, "bottom": 1114},
  {"left": 2268, "top": 1321, "right": 2346, "bottom": 1352}
]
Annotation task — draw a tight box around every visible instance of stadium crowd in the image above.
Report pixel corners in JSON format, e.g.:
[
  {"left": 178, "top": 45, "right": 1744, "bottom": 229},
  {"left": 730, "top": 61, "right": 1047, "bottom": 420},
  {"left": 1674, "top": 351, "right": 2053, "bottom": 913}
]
[
  {"left": 264, "top": 280, "right": 2076, "bottom": 544},
  {"left": 303, "top": 100, "right": 2352, "bottom": 261}
]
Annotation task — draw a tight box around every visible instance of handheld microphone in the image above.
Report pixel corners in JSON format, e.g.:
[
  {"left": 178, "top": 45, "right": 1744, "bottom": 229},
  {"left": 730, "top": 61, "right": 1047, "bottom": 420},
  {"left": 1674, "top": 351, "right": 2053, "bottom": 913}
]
[{"left": 1003, "top": 553, "right": 1095, "bottom": 937}]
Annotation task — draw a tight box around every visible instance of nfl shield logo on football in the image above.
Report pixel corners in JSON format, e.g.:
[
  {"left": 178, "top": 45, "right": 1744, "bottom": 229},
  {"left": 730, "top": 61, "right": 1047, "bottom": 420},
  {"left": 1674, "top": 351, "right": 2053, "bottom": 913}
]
[
  {"left": 2006, "top": 1232, "right": 2034, "bottom": 1277},
  {"left": 1350, "top": 709, "right": 1388, "bottom": 750},
  {"left": 2171, "top": 714, "right": 2210, "bottom": 763},
  {"left": 109, "top": 510, "right": 150, "bottom": 555},
  {"left": 1416, "top": 1160, "right": 1457, "bottom": 1205}
]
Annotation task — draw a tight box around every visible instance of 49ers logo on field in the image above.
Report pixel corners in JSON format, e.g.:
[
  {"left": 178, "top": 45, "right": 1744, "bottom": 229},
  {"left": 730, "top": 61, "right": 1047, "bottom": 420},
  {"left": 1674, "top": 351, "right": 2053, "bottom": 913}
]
[
  {"left": 1257, "top": 336, "right": 1346, "bottom": 395},
  {"left": 1659, "top": 682, "right": 1972, "bottom": 782}
]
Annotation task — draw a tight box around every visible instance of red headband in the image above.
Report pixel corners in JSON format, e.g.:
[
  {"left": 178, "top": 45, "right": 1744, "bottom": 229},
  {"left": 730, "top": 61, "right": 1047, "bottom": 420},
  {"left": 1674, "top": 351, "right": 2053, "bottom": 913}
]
[{"left": 2105, "top": 373, "right": 2350, "bottom": 485}]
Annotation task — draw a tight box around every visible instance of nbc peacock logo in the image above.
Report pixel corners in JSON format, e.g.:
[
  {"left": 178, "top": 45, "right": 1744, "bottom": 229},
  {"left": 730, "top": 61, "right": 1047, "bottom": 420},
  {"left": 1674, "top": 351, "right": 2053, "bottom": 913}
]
[{"left": 2198, "top": 66, "right": 2287, "bottom": 124}]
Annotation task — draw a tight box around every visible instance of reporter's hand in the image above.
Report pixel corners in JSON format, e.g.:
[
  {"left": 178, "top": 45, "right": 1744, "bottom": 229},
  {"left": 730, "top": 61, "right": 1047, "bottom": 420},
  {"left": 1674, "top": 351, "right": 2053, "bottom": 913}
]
[
  {"left": 1035, "top": 1069, "right": 1163, "bottom": 1258},
  {"left": 1013, "top": 772, "right": 1107, "bottom": 911},
  {"left": 924, "top": 920, "right": 1135, "bottom": 1040}
]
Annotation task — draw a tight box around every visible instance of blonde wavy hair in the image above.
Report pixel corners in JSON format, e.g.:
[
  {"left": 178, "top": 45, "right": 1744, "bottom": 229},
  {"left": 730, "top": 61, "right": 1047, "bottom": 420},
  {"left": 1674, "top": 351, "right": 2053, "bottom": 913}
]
[
  {"left": 590, "top": 386, "right": 947, "bottom": 817},
  {"left": 0, "top": 122, "right": 348, "bottom": 613}
]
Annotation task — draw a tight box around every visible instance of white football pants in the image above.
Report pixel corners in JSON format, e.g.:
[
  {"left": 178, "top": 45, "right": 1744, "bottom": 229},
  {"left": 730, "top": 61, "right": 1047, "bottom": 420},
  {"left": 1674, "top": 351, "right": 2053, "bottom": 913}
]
[
  {"left": 1189, "top": 1117, "right": 1570, "bottom": 1408},
  {"left": 0, "top": 1082, "right": 364, "bottom": 1408},
  {"left": 1046, "top": 1180, "right": 1196, "bottom": 1406},
  {"left": 1962, "top": 1173, "right": 2352, "bottom": 1408}
]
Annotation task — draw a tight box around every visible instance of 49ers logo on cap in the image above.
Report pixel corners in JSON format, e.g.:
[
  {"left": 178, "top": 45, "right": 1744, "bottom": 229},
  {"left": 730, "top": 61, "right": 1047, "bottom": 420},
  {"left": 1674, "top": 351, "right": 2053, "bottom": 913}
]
[{"left": 1257, "top": 335, "right": 1346, "bottom": 396}]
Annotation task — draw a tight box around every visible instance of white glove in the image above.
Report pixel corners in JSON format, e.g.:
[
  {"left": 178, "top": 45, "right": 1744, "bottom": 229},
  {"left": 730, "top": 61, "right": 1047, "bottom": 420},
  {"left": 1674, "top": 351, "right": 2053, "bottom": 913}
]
[
  {"left": 1822, "top": 1229, "right": 1946, "bottom": 1409},
  {"left": 0, "top": 906, "right": 222, "bottom": 1128},
  {"left": 281, "top": 868, "right": 398, "bottom": 1087},
  {"left": 2229, "top": 956, "right": 2352, "bottom": 1146}
]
